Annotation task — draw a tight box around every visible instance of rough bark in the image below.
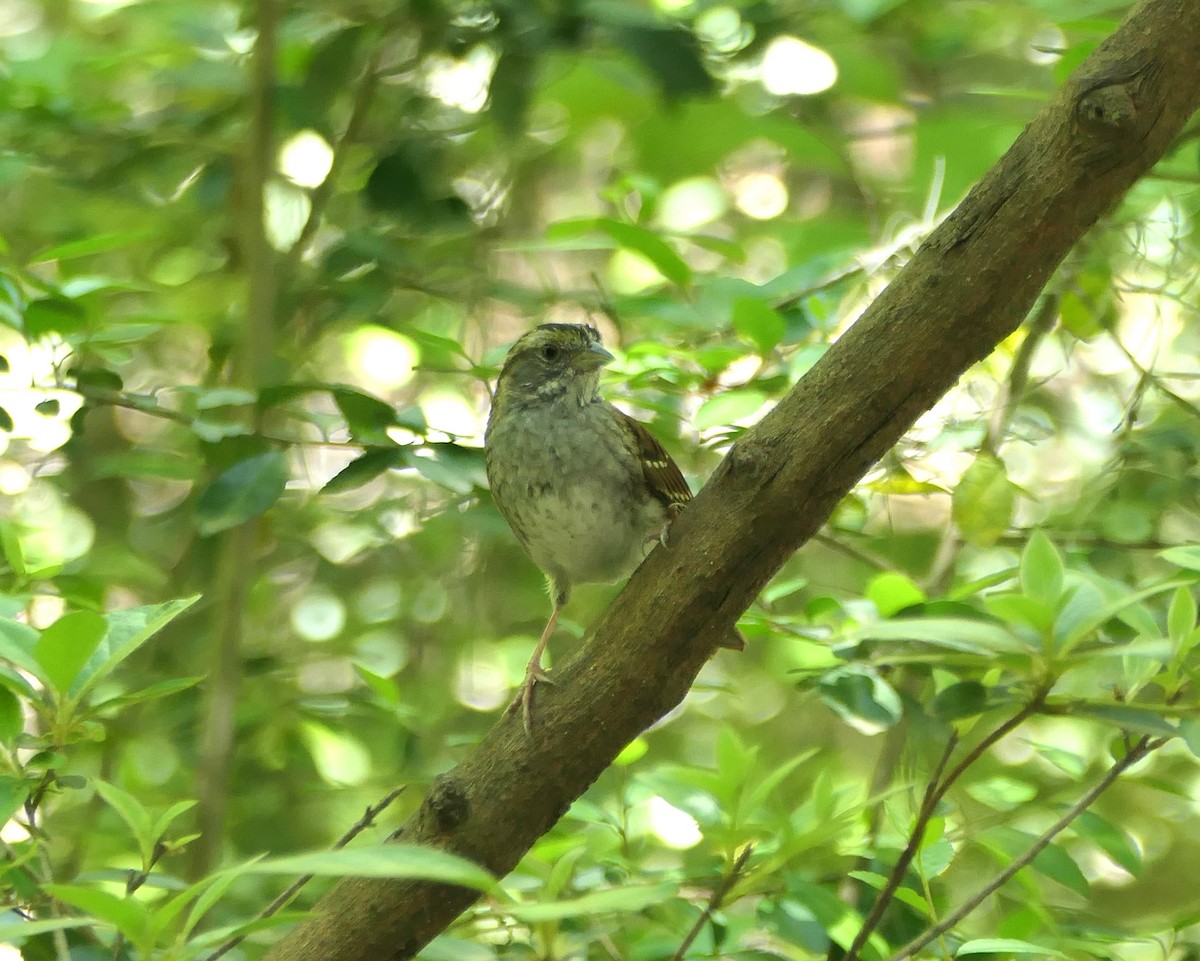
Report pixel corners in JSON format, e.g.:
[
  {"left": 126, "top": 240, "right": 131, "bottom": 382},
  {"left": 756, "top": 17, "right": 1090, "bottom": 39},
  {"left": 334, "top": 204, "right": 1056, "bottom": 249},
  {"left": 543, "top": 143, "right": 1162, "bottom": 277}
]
[{"left": 263, "top": 2, "right": 1200, "bottom": 958}]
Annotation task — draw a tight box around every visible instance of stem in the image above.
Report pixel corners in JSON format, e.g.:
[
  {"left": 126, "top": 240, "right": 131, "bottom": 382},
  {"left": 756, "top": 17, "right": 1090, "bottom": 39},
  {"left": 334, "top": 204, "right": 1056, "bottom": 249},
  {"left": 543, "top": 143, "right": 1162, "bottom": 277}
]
[
  {"left": 843, "top": 701, "right": 1039, "bottom": 961},
  {"left": 887, "top": 737, "right": 1160, "bottom": 961},
  {"left": 671, "top": 845, "right": 754, "bottom": 961},
  {"left": 190, "top": 0, "right": 279, "bottom": 879},
  {"left": 203, "top": 787, "right": 406, "bottom": 961}
]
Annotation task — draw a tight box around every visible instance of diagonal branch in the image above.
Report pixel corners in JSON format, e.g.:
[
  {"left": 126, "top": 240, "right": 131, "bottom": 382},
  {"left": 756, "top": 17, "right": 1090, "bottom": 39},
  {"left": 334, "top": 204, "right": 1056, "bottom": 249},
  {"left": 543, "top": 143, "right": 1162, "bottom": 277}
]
[{"left": 263, "top": 3, "right": 1200, "bottom": 959}]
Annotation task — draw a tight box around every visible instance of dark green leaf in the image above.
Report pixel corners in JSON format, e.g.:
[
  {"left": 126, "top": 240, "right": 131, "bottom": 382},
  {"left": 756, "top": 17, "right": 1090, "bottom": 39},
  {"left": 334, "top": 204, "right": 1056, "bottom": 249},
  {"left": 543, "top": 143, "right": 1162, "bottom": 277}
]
[
  {"left": 196, "top": 452, "right": 289, "bottom": 535},
  {"left": 931, "top": 681, "right": 989, "bottom": 720},
  {"left": 323, "top": 447, "right": 404, "bottom": 494},
  {"left": 301, "top": 26, "right": 366, "bottom": 121},
  {"left": 613, "top": 26, "right": 716, "bottom": 101},
  {"left": 23, "top": 297, "right": 85, "bottom": 337},
  {"left": 333, "top": 388, "right": 398, "bottom": 441},
  {"left": 818, "top": 666, "right": 902, "bottom": 734}
]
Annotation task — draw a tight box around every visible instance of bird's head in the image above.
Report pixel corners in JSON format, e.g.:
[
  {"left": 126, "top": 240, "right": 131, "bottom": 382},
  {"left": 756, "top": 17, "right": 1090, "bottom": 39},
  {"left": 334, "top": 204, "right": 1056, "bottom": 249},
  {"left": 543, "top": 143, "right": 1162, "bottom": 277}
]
[{"left": 492, "top": 324, "right": 614, "bottom": 410}]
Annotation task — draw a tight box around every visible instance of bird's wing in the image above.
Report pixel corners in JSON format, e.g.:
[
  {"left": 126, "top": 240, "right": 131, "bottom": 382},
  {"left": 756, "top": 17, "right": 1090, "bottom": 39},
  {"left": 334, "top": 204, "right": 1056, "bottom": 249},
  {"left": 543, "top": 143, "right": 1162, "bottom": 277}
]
[{"left": 618, "top": 410, "right": 692, "bottom": 509}]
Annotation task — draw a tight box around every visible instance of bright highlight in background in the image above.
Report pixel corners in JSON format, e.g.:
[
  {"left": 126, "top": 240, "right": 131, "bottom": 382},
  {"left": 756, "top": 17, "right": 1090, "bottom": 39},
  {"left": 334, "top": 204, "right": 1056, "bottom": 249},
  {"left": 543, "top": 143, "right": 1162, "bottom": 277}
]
[
  {"left": 734, "top": 172, "right": 789, "bottom": 219},
  {"left": 343, "top": 326, "right": 419, "bottom": 390},
  {"left": 647, "top": 795, "right": 702, "bottom": 849},
  {"left": 279, "top": 129, "right": 334, "bottom": 188},
  {"left": 425, "top": 46, "right": 497, "bottom": 113},
  {"left": 762, "top": 36, "right": 838, "bottom": 96}
]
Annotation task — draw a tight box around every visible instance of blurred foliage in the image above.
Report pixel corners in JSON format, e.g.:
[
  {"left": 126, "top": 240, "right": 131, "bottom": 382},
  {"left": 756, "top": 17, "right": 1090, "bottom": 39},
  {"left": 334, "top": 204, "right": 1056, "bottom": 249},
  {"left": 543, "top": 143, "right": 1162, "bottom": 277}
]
[{"left": 0, "top": 0, "right": 1199, "bottom": 958}]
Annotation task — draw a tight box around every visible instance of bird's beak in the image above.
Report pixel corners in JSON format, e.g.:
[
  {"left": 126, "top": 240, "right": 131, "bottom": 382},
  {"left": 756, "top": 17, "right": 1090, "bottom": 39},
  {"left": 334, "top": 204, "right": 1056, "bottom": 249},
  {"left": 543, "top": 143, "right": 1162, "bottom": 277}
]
[{"left": 572, "top": 343, "right": 613, "bottom": 372}]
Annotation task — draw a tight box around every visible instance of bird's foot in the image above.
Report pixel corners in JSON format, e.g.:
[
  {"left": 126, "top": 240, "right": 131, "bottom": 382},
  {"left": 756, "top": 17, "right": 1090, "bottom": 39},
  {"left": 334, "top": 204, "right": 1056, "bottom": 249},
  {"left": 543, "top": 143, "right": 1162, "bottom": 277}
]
[
  {"left": 658, "top": 503, "right": 683, "bottom": 547},
  {"left": 509, "top": 664, "right": 555, "bottom": 735}
]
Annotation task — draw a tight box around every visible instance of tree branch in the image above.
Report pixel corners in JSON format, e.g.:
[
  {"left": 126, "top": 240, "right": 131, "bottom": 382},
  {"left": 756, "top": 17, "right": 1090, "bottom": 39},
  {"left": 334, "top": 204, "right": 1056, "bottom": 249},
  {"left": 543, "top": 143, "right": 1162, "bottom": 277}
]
[{"left": 263, "top": 2, "right": 1200, "bottom": 958}]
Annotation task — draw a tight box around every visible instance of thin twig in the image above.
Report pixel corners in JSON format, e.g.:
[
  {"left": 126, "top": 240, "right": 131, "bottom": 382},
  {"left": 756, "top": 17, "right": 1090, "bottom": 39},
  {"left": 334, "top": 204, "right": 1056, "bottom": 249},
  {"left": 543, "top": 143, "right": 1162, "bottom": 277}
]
[
  {"left": 671, "top": 844, "right": 754, "bottom": 961},
  {"left": 203, "top": 786, "right": 407, "bottom": 961},
  {"left": 887, "top": 737, "right": 1161, "bottom": 961},
  {"left": 843, "top": 700, "right": 1040, "bottom": 961}
]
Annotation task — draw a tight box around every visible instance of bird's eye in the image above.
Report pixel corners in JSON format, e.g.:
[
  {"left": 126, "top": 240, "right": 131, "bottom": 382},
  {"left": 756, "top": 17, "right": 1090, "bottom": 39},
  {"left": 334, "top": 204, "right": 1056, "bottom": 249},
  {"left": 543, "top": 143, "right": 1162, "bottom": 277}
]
[{"left": 540, "top": 344, "right": 561, "bottom": 362}]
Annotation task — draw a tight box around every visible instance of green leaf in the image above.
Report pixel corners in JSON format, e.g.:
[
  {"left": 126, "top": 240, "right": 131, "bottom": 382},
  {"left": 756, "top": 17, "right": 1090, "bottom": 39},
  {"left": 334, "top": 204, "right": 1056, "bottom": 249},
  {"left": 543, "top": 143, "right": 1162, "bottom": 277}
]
[
  {"left": 0, "top": 686, "right": 21, "bottom": 743},
  {"left": 866, "top": 572, "right": 926, "bottom": 617},
  {"left": 1059, "top": 579, "right": 1188, "bottom": 655},
  {"left": 0, "top": 407, "right": 12, "bottom": 432},
  {"left": 152, "top": 799, "right": 198, "bottom": 842},
  {"left": 0, "top": 774, "right": 30, "bottom": 824},
  {"left": 549, "top": 218, "right": 692, "bottom": 287},
  {"left": 72, "top": 597, "right": 199, "bottom": 700},
  {"left": 506, "top": 882, "right": 678, "bottom": 922},
  {"left": 952, "top": 453, "right": 1015, "bottom": 547},
  {"left": 35, "top": 611, "right": 107, "bottom": 694},
  {"left": 958, "top": 939, "right": 1067, "bottom": 958},
  {"left": 333, "top": 387, "right": 399, "bottom": 442},
  {"left": 0, "top": 616, "right": 42, "bottom": 678},
  {"left": 844, "top": 617, "right": 1026, "bottom": 655},
  {"left": 694, "top": 389, "right": 766, "bottom": 431},
  {"left": 1020, "top": 530, "right": 1063, "bottom": 605},
  {"left": 732, "top": 297, "right": 786, "bottom": 353},
  {"left": 1031, "top": 843, "right": 1090, "bottom": 897},
  {"left": 23, "top": 297, "right": 86, "bottom": 337},
  {"left": 323, "top": 447, "right": 404, "bottom": 494},
  {"left": 1074, "top": 704, "right": 1177, "bottom": 738},
  {"left": 1075, "top": 810, "right": 1141, "bottom": 875},
  {"left": 1160, "top": 546, "right": 1200, "bottom": 572},
  {"left": 243, "top": 845, "right": 496, "bottom": 891},
  {"left": 818, "top": 666, "right": 902, "bottom": 735},
  {"left": 612, "top": 25, "right": 715, "bottom": 101},
  {"left": 33, "top": 230, "right": 155, "bottom": 262},
  {"left": 0, "top": 917, "right": 94, "bottom": 944},
  {"left": 43, "top": 884, "right": 150, "bottom": 939},
  {"left": 301, "top": 25, "right": 366, "bottom": 119},
  {"left": 95, "top": 780, "right": 154, "bottom": 864},
  {"left": 983, "top": 593, "right": 1054, "bottom": 637},
  {"left": 1168, "top": 586, "right": 1196, "bottom": 647},
  {"left": 966, "top": 775, "right": 1037, "bottom": 811},
  {"left": 403, "top": 444, "right": 486, "bottom": 494},
  {"left": 1179, "top": 714, "right": 1200, "bottom": 759},
  {"left": 931, "top": 681, "right": 989, "bottom": 720},
  {"left": 196, "top": 451, "right": 289, "bottom": 535}
]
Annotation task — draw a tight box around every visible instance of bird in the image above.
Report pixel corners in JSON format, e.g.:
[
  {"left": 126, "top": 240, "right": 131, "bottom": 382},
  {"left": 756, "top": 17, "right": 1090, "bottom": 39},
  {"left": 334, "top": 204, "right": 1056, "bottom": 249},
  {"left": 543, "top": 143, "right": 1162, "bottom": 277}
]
[{"left": 484, "top": 323, "right": 744, "bottom": 731}]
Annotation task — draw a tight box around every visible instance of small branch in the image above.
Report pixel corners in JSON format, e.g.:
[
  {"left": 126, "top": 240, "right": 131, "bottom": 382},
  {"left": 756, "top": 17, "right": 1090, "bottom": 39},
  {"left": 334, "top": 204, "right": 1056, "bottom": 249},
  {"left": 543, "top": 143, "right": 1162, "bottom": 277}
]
[
  {"left": 843, "top": 700, "right": 1040, "bottom": 961},
  {"left": 887, "top": 737, "right": 1161, "bottom": 961},
  {"left": 671, "top": 844, "right": 754, "bottom": 961},
  {"left": 203, "top": 786, "right": 407, "bottom": 961}
]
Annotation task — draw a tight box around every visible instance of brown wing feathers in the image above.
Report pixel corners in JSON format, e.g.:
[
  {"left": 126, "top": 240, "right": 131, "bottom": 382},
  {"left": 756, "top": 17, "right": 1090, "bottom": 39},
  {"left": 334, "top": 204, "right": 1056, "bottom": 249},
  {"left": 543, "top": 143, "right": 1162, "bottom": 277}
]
[{"left": 619, "top": 411, "right": 692, "bottom": 509}]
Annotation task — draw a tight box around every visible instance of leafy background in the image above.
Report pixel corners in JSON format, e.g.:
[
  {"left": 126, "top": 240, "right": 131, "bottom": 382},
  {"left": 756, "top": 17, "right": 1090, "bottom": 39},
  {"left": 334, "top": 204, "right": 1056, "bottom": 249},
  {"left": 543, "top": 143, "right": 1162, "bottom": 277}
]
[{"left": 0, "top": 0, "right": 1199, "bottom": 958}]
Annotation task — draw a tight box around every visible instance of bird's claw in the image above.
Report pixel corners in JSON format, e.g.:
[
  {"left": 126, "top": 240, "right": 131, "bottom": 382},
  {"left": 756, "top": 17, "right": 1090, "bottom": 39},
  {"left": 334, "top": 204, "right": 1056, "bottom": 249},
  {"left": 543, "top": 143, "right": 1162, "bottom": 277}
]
[{"left": 509, "top": 665, "right": 555, "bottom": 735}]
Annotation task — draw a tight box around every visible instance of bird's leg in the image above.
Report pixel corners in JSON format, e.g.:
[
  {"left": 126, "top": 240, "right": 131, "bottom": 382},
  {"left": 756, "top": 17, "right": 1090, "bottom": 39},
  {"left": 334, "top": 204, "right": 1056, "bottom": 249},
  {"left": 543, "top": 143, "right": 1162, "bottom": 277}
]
[
  {"left": 510, "top": 590, "right": 565, "bottom": 734},
  {"left": 655, "top": 502, "right": 684, "bottom": 548}
]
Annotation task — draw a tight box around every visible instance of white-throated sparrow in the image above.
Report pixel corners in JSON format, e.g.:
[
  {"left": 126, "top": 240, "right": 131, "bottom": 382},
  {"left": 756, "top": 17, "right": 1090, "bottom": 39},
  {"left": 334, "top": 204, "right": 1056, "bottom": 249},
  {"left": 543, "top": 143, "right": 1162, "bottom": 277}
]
[{"left": 485, "top": 323, "right": 744, "bottom": 731}]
